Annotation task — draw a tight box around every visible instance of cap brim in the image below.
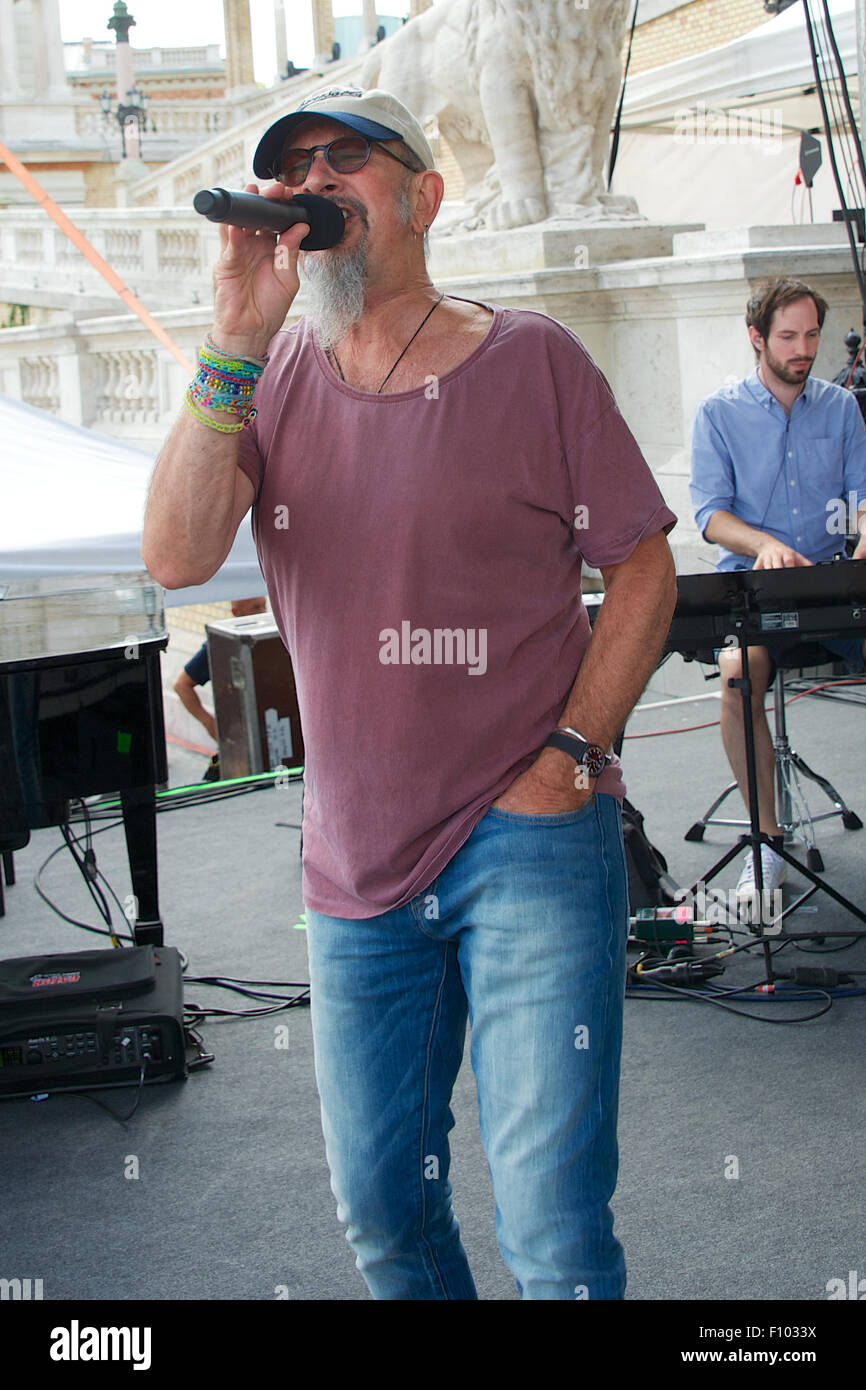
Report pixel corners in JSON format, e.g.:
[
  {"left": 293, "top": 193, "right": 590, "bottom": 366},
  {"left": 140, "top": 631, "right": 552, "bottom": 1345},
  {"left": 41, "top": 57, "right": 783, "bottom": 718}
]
[{"left": 252, "top": 110, "right": 402, "bottom": 179}]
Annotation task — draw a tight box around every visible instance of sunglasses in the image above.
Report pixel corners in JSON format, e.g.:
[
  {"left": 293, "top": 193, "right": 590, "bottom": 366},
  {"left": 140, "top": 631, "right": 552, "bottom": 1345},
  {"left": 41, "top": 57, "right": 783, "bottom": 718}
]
[{"left": 277, "top": 135, "right": 419, "bottom": 186}]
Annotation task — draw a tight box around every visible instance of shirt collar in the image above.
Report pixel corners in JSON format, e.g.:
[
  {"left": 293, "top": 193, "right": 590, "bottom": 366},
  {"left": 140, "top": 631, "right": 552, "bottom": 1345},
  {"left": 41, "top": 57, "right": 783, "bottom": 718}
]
[{"left": 745, "top": 365, "right": 815, "bottom": 411}]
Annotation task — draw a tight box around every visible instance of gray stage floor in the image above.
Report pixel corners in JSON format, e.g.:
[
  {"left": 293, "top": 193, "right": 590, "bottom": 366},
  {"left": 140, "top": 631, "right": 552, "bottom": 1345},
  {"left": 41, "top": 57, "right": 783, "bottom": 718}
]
[{"left": 2, "top": 657, "right": 865, "bottom": 1302}]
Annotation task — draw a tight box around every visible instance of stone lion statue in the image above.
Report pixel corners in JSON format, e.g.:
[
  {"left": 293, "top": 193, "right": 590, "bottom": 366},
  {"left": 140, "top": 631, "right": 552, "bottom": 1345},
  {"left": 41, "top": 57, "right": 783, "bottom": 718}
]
[{"left": 362, "top": 0, "right": 637, "bottom": 230}]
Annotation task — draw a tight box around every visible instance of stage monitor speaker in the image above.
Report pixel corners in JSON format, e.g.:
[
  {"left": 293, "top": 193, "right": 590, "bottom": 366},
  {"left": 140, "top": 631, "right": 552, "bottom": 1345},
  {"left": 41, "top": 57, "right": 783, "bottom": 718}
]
[{"left": 206, "top": 615, "right": 304, "bottom": 778}]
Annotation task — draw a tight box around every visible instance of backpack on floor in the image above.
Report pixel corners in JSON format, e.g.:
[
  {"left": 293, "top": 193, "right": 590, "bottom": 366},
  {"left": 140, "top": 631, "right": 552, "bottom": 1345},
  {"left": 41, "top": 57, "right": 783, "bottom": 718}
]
[{"left": 621, "top": 798, "right": 678, "bottom": 908}]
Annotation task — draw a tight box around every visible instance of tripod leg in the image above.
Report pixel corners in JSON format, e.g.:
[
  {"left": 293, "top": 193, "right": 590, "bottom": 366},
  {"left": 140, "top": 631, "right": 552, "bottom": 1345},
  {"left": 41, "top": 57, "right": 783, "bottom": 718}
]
[
  {"left": 789, "top": 749, "right": 860, "bottom": 819},
  {"left": 685, "top": 781, "right": 740, "bottom": 840}
]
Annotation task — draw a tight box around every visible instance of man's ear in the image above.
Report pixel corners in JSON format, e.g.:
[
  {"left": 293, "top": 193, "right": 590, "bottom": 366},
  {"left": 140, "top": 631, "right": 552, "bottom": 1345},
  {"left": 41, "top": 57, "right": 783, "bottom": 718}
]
[
  {"left": 412, "top": 169, "right": 445, "bottom": 234},
  {"left": 747, "top": 325, "right": 765, "bottom": 355}
]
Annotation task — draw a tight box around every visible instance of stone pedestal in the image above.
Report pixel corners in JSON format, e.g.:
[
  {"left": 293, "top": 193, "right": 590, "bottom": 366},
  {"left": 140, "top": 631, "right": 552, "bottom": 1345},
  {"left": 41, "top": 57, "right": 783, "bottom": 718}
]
[
  {"left": 113, "top": 159, "right": 150, "bottom": 208},
  {"left": 428, "top": 217, "right": 703, "bottom": 278}
]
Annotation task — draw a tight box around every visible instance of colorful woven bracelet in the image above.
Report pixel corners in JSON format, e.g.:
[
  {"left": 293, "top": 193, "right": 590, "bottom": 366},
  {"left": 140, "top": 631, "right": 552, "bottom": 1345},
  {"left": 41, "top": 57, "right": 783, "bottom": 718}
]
[
  {"left": 199, "top": 351, "right": 263, "bottom": 383},
  {"left": 196, "top": 364, "right": 258, "bottom": 391},
  {"left": 184, "top": 390, "right": 257, "bottom": 434},
  {"left": 189, "top": 373, "right": 256, "bottom": 414},
  {"left": 203, "top": 334, "right": 269, "bottom": 372}
]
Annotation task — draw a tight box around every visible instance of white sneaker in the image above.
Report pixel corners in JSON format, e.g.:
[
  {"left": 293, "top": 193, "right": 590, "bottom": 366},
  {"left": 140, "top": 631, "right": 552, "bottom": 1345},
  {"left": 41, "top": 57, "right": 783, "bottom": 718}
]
[{"left": 735, "top": 844, "right": 787, "bottom": 911}]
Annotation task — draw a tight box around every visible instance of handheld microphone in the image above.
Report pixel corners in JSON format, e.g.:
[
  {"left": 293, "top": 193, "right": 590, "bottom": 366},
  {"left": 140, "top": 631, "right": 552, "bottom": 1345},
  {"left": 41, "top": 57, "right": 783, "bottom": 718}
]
[{"left": 192, "top": 188, "right": 345, "bottom": 251}]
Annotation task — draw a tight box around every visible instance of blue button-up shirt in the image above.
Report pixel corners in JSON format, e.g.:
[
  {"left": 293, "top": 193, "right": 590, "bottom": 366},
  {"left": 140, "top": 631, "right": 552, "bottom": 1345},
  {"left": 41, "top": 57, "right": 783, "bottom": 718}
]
[{"left": 690, "top": 368, "right": 866, "bottom": 571}]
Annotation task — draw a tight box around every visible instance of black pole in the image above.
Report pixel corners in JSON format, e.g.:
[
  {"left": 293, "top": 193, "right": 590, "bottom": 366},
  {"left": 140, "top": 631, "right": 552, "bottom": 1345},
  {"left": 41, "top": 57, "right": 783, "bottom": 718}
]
[
  {"left": 801, "top": 0, "right": 866, "bottom": 319},
  {"left": 608, "top": 0, "right": 639, "bottom": 189}
]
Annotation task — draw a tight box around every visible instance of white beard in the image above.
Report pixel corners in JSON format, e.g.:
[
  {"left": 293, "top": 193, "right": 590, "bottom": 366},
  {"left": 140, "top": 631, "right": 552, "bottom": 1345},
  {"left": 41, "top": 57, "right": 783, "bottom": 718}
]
[
  {"left": 300, "top": 226, "right": 369, "bottom": 353},
  {"left": 298, "top": 181, "right": 415, "bottom": 351}
]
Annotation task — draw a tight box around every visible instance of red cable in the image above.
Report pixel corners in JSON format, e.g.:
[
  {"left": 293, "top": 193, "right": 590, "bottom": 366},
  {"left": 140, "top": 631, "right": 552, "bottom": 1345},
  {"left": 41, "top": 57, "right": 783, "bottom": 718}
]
[{"left": 623, "top": 677, "right": 866, "bottom": 739}]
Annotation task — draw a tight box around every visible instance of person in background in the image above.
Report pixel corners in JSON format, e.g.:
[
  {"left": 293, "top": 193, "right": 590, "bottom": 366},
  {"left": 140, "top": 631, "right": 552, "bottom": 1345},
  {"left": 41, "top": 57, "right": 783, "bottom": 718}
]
[{"left": 690, "top": 277, "right": 866, "bottom": 903}]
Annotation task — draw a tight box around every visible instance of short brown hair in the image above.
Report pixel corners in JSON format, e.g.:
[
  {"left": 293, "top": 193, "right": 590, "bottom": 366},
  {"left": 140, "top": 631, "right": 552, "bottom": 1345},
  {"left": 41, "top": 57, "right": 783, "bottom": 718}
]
[{"left": 746, "top": 278, "right": 828, "bottom": 348}]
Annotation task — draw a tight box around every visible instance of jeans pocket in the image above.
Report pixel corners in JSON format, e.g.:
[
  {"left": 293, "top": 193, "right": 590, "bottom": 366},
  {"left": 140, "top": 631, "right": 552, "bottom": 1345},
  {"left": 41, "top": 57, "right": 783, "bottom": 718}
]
[{"left": 485, "top": 795, "right": 598, "bottom": 825}]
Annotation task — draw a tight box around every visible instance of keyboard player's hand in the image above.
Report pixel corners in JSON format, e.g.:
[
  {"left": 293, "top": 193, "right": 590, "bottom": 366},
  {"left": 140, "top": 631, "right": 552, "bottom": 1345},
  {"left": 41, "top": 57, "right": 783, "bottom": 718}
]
[{"left": 753, "top": 541, "right": 813, "bottom": 570}]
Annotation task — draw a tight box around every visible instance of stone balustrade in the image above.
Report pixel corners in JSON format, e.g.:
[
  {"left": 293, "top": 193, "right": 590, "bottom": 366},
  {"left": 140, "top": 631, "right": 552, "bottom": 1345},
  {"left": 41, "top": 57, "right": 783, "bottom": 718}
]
[
  {"left": 0, "top": 306, "right": 220, "bottom": 439},
  {"left": 0, "top": 208, "right": 220, "bottom": 313},
  {"left": 74, "top": 101, "right": 233, "bottom": 141},
  {"left": 0, "top": 224, "right": 859, "bottom": 583}
]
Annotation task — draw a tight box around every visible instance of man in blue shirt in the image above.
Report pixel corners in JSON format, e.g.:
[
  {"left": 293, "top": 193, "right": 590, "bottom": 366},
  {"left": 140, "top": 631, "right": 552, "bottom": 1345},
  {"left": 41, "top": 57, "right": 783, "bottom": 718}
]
[{"left": 690, "top": 277, "right": 866, "bottom": 900}]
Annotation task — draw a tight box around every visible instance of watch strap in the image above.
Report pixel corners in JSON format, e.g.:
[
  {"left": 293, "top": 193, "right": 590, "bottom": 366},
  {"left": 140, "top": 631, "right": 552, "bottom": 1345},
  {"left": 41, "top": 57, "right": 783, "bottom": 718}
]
[{"left": 545, "top": 730, "right": 611, "bottom": 777}]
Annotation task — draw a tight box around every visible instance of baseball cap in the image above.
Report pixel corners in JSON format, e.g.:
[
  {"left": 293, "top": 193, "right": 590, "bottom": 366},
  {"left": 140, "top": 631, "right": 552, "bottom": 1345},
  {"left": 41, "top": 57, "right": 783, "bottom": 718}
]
[{"left": 252, "top": 86, "right": 435, "bottom": 180}]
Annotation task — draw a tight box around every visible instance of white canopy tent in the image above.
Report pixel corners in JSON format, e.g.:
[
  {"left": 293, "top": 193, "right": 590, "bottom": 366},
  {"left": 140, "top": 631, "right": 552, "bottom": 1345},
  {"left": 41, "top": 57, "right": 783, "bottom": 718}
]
[
  {"left": 617, "top": 0, "right": 862, "bottom": 231},
  {"left": 0, "top": 393, "right": 264, "bottom": 607}
]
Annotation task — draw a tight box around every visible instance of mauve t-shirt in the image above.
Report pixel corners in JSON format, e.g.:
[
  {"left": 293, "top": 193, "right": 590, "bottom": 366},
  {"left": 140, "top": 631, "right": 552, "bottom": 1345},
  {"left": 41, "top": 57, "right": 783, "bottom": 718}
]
[{"left": 236, "top": 302, "right": 677, "bottom": 918}]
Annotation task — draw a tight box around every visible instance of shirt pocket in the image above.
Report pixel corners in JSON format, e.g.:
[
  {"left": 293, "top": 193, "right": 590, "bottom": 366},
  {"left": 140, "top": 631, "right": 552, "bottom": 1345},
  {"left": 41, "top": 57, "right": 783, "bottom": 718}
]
[{"left": 798, "top": 436, "right": 844, "bottom": 505}]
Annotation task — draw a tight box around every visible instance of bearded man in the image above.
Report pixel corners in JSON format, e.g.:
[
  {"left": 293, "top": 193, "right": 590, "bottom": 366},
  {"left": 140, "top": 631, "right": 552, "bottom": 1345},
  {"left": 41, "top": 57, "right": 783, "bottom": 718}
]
[
  {"left": 690, "top": 277, "right": 866, "bottom": 905},
  {"left": 143, "top": 87, "right": 677, "bottom": 1300}
]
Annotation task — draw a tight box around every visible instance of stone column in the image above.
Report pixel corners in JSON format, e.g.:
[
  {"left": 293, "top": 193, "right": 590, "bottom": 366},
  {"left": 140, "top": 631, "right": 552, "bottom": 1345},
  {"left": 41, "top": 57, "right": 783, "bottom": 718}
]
[
  {"left": 409, "top": 0, "right": 433, "bottom": 15},
  {"left": 222, "top": 0, "right": 256, "bottom": 94},
  {"left": 362, "top": 0, "right": 378, "bottom": 50},
  {"left": 311, "top": 0, "right": 335, "bottom": 67},
  {"left": 0, "top": 0, "right": 22, "bottom": 98},
  {"left": 274, "top": 0, "right": 288, "bottom": 80},
  {"left": 32, "top": 0, "right": 68, "bottom": 97},
  {"left": 109, "top": 3, "right": 140, "bottom": 161}
]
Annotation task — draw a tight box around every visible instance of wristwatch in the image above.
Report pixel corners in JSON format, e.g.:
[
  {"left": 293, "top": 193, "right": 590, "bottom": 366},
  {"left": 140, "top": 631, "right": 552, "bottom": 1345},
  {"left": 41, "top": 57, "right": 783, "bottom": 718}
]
[{"left": 544, "top": 726, "right": 611, "bottom": 778}]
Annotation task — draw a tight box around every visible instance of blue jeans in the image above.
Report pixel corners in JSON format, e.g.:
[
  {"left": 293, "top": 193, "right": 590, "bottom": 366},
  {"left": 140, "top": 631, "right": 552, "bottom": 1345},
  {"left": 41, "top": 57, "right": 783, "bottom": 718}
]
[{"left": 304, "top": 792, "right": 630, "bottom": 1300}]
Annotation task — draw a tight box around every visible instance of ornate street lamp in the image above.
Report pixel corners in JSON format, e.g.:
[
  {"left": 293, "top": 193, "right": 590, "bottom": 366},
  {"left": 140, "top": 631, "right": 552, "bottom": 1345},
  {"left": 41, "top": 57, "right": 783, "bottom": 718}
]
[
  {"left": 102, "top": 2, "right": 149, "bottom": 160},
  {"left": 100, "top": 85, "right": 150, "bottom": 157}
]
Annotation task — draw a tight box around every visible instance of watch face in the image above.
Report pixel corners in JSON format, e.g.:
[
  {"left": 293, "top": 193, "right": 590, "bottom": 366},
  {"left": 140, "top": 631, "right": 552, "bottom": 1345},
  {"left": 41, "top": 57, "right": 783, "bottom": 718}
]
[{"left": 584, "top": 745, "right": 607, "bottom": 778}]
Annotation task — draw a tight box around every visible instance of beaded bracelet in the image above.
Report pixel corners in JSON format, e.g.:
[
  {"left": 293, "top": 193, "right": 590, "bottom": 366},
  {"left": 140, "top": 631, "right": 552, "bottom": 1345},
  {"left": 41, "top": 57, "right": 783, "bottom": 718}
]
[
  {"left": 184, "top": 336, "right": 268, "bottom": 429},
  {"left": 189, "top": 374, "right": 257, "bottom": 413}
]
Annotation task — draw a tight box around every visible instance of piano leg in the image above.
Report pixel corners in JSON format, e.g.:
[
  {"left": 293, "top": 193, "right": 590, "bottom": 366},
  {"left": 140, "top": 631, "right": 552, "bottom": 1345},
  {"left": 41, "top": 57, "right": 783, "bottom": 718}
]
[{"left": 120, "top": 784, "right": 163, "bottom": 946}]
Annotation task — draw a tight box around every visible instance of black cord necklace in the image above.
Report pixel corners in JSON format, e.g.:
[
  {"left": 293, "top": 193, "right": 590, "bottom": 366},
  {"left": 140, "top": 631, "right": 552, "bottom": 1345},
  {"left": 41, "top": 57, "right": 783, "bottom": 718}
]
[{"left": 329, "top": 292, "right": 446, "bottom": 393}]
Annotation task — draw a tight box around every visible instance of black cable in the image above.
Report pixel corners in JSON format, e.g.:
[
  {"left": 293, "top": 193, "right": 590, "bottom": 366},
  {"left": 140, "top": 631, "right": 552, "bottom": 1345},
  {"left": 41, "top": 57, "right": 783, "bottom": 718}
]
[
  {"left": 184, "top": 973, "right": 311, "bottom": 992},
  {"left": 802, "top": 0, "right": 866, "bottom": 318},
  {"left": 33, "top": 831, "right": 132, "bottom": 943},
  {"left": 627, "top": 976, "right": 834, "bottom": 1020},
  {"left": 819, "top": 0, "right": 866, "bottom": 191},
  {"left": 34, "top": 1067, "right": 147, "bottom": 1124},
  {"left": 809, "top": 14, "right": 861, "bottom": 236},
  {"left": 793, "top": 934, "right": 862, "bottom": 953},
  {"left": 184, "top": 998, "right": 309, "bottom": 1023},
  {"left": 810, "top": 3, "right": 861, "bottom": 215},
  {"left": 61, "top": 806, "right": 114, "bottom": 929},
  {"left": 608, "top": 0, "right": 639, "bottom": 188},
  {"left": 183, "top": 974, "right": 310, "bottom": 1021}
]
